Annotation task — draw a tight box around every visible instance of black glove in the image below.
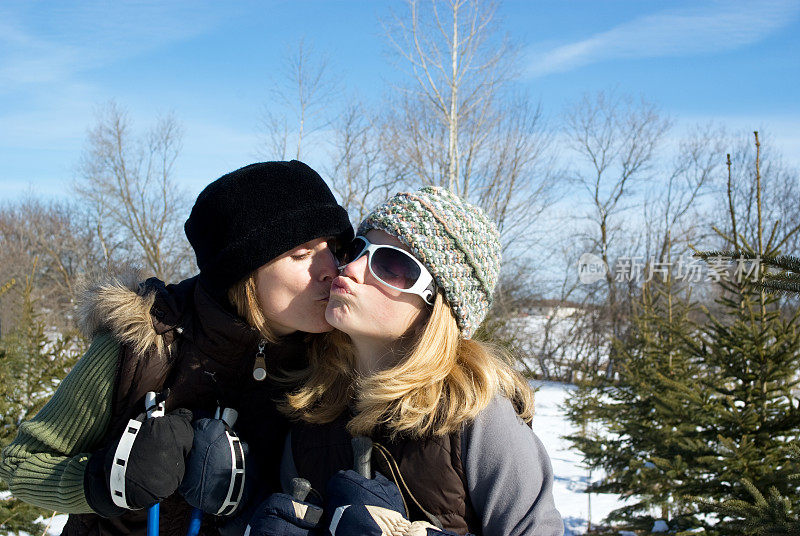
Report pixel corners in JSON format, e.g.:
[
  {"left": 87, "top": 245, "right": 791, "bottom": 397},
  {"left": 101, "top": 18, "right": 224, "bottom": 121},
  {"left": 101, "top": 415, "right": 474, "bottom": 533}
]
[
  {"left": 244, "top": 493, "right": 323, "bottom": 536},
  {"left": 85, "top": 408, "right": 194, "bottom": 517}
]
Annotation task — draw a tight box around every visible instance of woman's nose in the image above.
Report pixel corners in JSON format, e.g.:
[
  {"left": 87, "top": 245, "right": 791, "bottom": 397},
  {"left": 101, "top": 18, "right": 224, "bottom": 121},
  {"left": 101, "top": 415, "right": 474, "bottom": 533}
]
[
  {"left": 338, "top": 252, "right": 368, "bottom": 283},
  {"left": 314, "top": 242, "right": 340, "bottom": 282}
]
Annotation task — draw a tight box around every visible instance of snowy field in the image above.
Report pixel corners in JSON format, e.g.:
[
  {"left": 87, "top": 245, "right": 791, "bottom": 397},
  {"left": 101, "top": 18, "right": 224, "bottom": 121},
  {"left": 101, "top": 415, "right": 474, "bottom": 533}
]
[
  {"left": 531, "top": 381, "right": 628, "bottom": 535},
  {"left": 33, "top": 382, "right": 623, "bottom": 536}
]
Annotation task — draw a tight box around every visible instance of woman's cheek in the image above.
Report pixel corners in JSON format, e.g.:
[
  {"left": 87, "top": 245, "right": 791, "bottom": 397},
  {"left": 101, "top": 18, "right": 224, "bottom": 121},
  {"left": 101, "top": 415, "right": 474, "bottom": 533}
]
[{"left": 372, "top": 304, "right": 419, "bottom": 336}]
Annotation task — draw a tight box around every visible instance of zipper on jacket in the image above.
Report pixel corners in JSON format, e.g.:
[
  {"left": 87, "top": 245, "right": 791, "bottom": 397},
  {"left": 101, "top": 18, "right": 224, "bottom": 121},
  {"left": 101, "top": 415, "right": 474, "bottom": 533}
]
[{"left": 252, "top": 339, "right": 267, "bottom": 381}]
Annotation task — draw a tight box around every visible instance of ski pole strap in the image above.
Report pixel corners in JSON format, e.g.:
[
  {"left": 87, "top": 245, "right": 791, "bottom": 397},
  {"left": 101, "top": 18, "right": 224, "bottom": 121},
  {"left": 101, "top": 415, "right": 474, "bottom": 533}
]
[
  {"left": 216, "top": 429, "right": 246, "bottom": 516},
  {"left": 109, "top": 418, "right": 143, "bottom": 509}
]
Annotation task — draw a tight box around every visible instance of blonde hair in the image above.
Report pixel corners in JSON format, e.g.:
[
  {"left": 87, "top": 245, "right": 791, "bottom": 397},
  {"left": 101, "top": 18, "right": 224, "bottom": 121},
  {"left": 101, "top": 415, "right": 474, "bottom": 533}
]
[
  {"left": 282, "top": 292, "right": 534, "bottom": 438},
  {"left": 227, "top": 273, "right": 279, "bottom": 343}
]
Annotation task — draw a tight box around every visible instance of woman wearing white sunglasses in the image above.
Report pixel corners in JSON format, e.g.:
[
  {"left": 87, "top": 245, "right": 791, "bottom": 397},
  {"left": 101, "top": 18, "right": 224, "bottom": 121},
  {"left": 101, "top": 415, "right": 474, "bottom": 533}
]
[{"left": 249, "top": 186, "right": 563, "bottom": 536}]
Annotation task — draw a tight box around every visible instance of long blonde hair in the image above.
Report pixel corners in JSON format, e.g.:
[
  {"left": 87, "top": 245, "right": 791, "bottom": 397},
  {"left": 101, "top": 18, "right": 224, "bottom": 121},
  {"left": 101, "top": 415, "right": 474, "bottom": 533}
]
[{"left": 282, "top": 292, "right": 534, "bottom": 438}]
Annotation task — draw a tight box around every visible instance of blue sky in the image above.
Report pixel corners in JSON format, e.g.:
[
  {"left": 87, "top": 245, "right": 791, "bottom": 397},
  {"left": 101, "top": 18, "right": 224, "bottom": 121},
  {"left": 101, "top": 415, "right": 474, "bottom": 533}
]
[{"left": 1, "top": 0, "right": 798, "bottom": 200}]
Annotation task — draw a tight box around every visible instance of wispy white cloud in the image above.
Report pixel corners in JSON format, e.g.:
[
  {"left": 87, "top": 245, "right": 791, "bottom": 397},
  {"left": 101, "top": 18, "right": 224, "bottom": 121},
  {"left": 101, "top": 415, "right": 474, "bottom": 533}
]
[
  {"left": 526, "top": 0, "right": 800, "bottom": 78},
  {"left": 0, "top": 1, "right": 222, "bottom": 92}
]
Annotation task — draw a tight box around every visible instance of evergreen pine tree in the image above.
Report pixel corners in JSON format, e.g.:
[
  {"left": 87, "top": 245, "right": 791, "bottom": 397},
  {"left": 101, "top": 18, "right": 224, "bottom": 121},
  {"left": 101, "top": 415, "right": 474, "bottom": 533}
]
[
  {"left": 568, "top": 133, "right": 800, "bottom": 535},
  {"left": 711, "top": 444, "right": 800, "bottom": 535},
  {"left": 0, "top": 270, "right": 82, "bottom": 536},
  {"left": 676, "top": 240, "right": 800, "bottom": 535},
  {"left": 681, "top": 133, "right": 800, "bottom": 535},
  {"left": 566, "top": 252, "right": 706, "bottom": 534}
]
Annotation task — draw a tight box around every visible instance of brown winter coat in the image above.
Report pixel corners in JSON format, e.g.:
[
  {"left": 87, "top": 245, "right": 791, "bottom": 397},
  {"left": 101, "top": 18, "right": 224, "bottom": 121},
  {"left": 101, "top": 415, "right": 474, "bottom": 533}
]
[
  {"left": 62, "top": 272, "right": 306, "bottom": 536},
  {"left": 291, "top": 417, "right": 482, "bottom": 535}
]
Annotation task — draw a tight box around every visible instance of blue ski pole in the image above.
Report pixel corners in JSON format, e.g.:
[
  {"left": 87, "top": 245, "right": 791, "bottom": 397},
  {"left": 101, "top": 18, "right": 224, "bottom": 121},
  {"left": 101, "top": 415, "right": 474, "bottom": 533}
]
[
  {"left": 186, "top": 507, "right": 203, "bottom": 536},
  {"left": 145, "top": 392, "right": 165, "bottom": 536}
]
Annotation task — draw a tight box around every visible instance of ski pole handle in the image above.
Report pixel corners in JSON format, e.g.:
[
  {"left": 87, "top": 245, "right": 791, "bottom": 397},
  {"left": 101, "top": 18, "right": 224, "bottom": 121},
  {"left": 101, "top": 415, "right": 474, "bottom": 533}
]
[
  {"left": 351, "top": 436, "right": 373, "bottom": 479},
  {"left": 220, "top": 408, "right": 238, "bottom": 428},
  {"left": 145, "top": 391, "right": 165, "bottom": 419},
  {"left": 185, "top": 405, "right": 241, "bottom": 535},
  {"left": 291, "top": 478, "right": 312, "bottom": 502}
]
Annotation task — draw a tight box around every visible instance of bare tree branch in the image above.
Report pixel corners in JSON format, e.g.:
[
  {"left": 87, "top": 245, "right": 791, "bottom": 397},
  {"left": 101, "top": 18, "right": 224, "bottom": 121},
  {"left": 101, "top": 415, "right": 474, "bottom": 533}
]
[
  {"left": 382, "top": 0, "right": 557, "bottom": 254},
  {"left": 74, "top": 101, "right": 192, "bottom": 282},
  {"left": 257, "top": 39, "right": 338, "bottom": 161}
]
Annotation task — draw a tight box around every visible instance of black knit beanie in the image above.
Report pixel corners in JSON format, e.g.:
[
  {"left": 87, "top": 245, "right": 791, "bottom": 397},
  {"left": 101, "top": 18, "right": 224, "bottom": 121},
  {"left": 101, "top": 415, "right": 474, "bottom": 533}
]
[{"left": 184, "top": 160, "right": 353, "bottom": 295}]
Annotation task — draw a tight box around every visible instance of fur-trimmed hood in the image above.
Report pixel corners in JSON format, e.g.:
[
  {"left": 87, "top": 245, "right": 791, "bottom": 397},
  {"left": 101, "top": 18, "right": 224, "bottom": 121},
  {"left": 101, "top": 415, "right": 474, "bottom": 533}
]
[
  {"left": 76, "top": 269, "right": 264, "bottom": 368},
  {"left": 77, "top": 268, "right": 173, "bottom": 357}
]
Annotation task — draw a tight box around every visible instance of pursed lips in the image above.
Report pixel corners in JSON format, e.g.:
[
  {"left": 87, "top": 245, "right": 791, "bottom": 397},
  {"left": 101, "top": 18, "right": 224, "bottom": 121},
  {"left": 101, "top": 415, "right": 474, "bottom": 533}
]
[{"left": 330, "top": 276, "right": 355, "bottom": 296}]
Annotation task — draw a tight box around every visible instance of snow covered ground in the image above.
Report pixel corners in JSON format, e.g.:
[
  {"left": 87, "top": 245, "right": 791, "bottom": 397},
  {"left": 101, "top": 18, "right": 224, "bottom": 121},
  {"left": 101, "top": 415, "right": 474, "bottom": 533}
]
[
  {"left": 36, "top": 382, "right": 623, "bottom": 536},
  {"left": 531, "top": 381, "right": 629, "bottom": 535}
]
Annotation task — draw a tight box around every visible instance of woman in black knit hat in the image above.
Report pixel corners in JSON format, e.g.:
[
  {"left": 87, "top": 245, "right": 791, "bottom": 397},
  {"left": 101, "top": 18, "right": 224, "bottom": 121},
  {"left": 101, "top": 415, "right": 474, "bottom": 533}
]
[{"left": 0, "top": 160, "right": 353, "bottom": 536}]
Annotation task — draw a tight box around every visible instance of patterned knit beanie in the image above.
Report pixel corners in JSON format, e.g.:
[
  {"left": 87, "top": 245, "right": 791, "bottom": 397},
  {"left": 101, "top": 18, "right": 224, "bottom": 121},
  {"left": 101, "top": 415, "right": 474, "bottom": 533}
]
[{"left": 358, "top": 186, "right": 501, "bottom": 339}]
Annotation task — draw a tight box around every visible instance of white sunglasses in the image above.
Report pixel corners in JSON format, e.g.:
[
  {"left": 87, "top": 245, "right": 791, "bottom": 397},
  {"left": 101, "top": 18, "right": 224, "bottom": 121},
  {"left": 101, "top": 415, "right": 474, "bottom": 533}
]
[{"left": 337, "top": 236, "right": 436, "bottom": 305}]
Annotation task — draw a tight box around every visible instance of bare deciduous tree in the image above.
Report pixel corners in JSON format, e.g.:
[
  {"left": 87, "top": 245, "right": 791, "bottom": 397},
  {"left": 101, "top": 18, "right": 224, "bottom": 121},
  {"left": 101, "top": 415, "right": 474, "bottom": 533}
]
[
  {"left": 711, "top": 130, "right": 800, "bottom": 257},
  {"left": 0, "top": 197, "right": 102, "bottom": 334},
  {"left": 385, "top": 0, "right": 510, "bottom": 191},
  {"left": 326, "top": 103, "right": 402, "bottom": 223},
  {"left": 258, "top": 39, "right": 338, "bottom": 161},
  {"left": 75, "top": 101, "right": 192, "bottom": 282},
  {"left": 565, "top": 91, "right": 671, "bottom": 377},
  {"left": 642, "top": 126, "right": 724, "bottom": 264},
  {"left": 383, "top": 0, "right": 559, "bottom": 251},
  {"left": 498, "top": 246, "right": 598, "bottom": 381}
]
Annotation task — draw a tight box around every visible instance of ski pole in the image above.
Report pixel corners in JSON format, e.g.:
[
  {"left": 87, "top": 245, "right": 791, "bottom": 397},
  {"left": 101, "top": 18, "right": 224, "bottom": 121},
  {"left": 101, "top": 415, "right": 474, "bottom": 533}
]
[
  {"left": 185, "top": 508, "right": 203, "bottom": 536},
  {"left": 145, "top": 392, "right": 165, "bottom": 536},
  {"left": 351, "top": 436, "right": 373, "bottom": 479}
]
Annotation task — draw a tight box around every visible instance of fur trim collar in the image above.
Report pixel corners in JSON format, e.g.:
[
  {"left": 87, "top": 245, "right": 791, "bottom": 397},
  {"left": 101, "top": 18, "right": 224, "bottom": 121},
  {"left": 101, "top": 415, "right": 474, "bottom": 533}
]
[{"left": 77, "top": 267, "right": 166, "bottom": 357}]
